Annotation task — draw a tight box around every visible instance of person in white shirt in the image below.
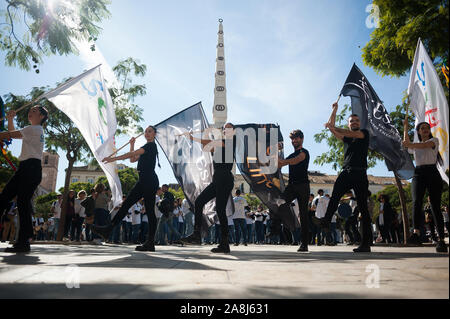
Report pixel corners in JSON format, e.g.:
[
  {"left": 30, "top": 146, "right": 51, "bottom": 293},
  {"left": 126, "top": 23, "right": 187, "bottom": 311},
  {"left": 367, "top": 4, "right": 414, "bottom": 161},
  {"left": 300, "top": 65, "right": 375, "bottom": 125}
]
[
  {"left": 71, "top": 190, "right": 87, "bottom": 242},
  {"left": 213, "top": 213, "right": 221, "bottom": 245},
  {"left": 442, "top": 206, "right": 449, "bottom": 236},
  {"left": 140, "top": 199, "right": 149, "bottom": 244},
  {"left": 245, "top": 206, "right": 254, "bottom": 244},
  {"left": 232, "top": 189, "right": 248, "bottom": 246},
  {"left": 50, "top": 194, "right": 62, "bottom": 240},
  {"left": 175, "top": 199, "right": 184, "bottom": 240},
  {"left": 121, "top": 196, "right": 133, "bottom": 244},
  {"left": 181, "top": 198, "right": 194, "bottom": 237},
  {"left": 312, "top": 190, "right": 331, "bottom": 245},
  {"left": 0, "top": 105, "right": 48, "bottom": 253},
  {"left": 131, "top": 202, "right": 142, "bottom": 244},
  {"left": 227, "top": 214, "right": 235, "bottom": 244},
  {"left": 254, "top": 205, "right": 265, "bottom": 244},
  {"left": 154, "top": 188, "right": 167, "bottom": 245},
  {"left": 403, "top": 121, "right": 447, "bottom": 253}
]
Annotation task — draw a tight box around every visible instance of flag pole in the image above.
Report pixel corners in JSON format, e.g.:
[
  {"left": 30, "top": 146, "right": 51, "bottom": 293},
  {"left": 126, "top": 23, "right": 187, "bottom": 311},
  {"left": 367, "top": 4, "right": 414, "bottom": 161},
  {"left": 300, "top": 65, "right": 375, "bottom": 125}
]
[{"left": 106, "top": 132, "right": 144, "bottom": 158}]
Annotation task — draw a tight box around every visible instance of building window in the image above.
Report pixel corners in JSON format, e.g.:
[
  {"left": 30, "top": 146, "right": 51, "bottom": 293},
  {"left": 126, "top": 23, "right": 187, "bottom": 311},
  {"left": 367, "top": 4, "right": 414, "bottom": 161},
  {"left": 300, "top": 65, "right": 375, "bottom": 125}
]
[
  {"left": 87, "top": 178, "right": 94, "bottom": 184},
  {"left": 72, "top": 178, "right": 78, "bottom": 183},
  {"left": 44, "top": 156, "right": 49, "bottom": 165}
]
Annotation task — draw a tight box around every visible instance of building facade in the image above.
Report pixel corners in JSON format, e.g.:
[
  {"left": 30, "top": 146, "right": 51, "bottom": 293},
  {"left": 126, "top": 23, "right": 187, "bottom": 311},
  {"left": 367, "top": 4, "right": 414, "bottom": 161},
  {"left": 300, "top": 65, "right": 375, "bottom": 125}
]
[{"left": 69, "top": 163, "right": 128, "bottom": 184}]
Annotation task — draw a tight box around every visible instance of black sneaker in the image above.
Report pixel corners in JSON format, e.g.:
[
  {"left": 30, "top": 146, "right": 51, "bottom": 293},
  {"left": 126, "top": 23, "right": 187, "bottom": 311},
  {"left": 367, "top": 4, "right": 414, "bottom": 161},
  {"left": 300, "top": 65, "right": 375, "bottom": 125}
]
[
  {"left": 135, "top": 243, "right": 155, "bottom": 252},
  {"left": 297, "top": 244, "right": 308, "bottom": 252},
  {"left": 407, "top": 233, "right": 422, "bottom": 246},
  {"left": 4, "top": 243, "right": 30, "bottom": 253},
  {"left": 211, "top": 244, "right": 230, "bottom": 254},
  {"left": 233, "top": 243, "right": 239, "bottom": 246},
  {"left": 311, "top": 216, "right": 330, "bottom": 232},
  {"left": 436, "top": 240, "right": 448, "bottom": 253},
  {"left": 92, "top": 224, "right": 113, "bottom": 241},
  {"left": 181, "top": 232, "right": 202, "bottom": 245},
  {"left": 353, "top": 245, "right": 371, "bottom": 253}
]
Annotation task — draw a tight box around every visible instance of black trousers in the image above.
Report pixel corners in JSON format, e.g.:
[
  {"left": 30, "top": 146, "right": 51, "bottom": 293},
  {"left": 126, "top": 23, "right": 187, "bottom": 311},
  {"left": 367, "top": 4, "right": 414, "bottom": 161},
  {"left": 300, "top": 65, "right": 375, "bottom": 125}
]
[
  {"left": 111, "top": 173, "right": 159, "bottom": 244},
  {"left": 0, "top": 159, "right": 42, "bottom": 245},
  {"left": 194, "top": 170, "right": 234, "bottom": 241},
  {"left": 280, "top": 182, "right": 310, "bottom": 246},
  {"left": 411, "top": 165, "right": 444, "bottom": 239},
  {"left": 324, "top": 169, "right": 371, "bottom": 246}
]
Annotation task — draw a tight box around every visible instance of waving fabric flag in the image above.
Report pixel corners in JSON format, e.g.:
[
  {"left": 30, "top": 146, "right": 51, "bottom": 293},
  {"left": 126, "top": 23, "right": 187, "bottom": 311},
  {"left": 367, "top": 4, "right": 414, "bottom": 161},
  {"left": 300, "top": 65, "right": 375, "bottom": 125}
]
[
  {"left": 41, "top": 65, "right": 123, "bottom": 207},
  {"left": 340, "top": 64, "right": 415, "bottom": 180},
  {"left": 234, "top": 124, "right": 299, "bottom": 231},
  {"left": 155, "top": 102, "right": 234, "bottom": 234},
  {"left": 408, "top": 39, "right": 449, "bottom": 184}
]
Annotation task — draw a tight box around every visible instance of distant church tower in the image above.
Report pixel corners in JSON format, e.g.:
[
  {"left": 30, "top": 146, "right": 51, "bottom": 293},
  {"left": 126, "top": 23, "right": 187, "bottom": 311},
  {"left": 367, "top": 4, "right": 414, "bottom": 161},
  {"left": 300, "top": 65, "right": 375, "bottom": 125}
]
[
  {"left": 212, "top": 18, "right": 227, "bottom": 129},
  {"left": 40, "top": 151, "right": 59, "bottom": 193}
]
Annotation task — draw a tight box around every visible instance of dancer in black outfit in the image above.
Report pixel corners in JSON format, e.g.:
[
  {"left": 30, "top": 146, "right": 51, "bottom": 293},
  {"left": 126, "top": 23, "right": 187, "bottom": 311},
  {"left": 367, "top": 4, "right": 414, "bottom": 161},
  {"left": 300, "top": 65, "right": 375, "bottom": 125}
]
[
  {"left": 313, "top": 102, "right": 372, "bottom": 253},
  {"left": 403, "top": 121, "right": 447, "bottom": 253},
  {"left": 277, "top": 129, "right": 311, "bottom": 252},
  {"left": 181, "top": 123, "right": 236, "bottom": 254},
  {"left": 93, "top": 126, "right": 160, "bottom": 251}
]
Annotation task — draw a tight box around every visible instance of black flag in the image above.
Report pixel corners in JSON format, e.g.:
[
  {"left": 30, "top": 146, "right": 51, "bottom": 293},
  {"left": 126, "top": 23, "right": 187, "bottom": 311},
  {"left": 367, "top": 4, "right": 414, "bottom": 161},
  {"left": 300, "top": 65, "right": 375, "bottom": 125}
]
[
  {"left": 155, "top": 102, "right": 233, "bottom": 235},
  {"left": 340, "top": 64, "right": 414, "bottom": 179},
  {"left": 234, "top": 124, "right": 300, "bottom": 231}
]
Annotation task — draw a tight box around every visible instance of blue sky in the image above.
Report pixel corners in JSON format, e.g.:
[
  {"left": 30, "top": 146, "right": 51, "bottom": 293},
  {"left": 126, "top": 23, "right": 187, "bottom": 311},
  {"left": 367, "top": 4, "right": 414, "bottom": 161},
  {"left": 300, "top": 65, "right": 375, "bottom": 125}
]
[{"left": 0, "top": 0, "right": 411, "bottom": 191}]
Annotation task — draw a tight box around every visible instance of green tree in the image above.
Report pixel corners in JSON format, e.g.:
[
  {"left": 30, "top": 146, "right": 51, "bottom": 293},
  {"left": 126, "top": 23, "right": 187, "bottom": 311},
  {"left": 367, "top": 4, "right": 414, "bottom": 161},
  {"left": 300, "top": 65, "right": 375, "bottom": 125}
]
[
  {"left": 0, "top": 0, "right": 111, "bottom": 71},
  {"left": 362, "top": 0, "right": 449, "bottom": 78},
  {"left": 244, "top": 193, "right": 263, "bottom": 210},
  {"left": 110, "top": 57, "right": 146, "bottom": 136}
]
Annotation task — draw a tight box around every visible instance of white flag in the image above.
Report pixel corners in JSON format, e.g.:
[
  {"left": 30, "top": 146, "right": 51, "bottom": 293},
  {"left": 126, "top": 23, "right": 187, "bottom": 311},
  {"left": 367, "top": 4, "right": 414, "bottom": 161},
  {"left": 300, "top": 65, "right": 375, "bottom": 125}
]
[
  {"left": 42, "top": 65, "right": 123, "bottom": 206},
  {"left": 408, "top": 39, "right": 449, "bottom": 184}
]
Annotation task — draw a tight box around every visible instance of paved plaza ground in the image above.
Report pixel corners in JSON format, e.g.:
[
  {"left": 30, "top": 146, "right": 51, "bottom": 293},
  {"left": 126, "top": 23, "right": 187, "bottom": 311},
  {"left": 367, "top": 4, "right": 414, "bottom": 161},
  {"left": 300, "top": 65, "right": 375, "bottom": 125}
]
[{"left": 0, "top": 242, "right": 448, "bottom": 299}]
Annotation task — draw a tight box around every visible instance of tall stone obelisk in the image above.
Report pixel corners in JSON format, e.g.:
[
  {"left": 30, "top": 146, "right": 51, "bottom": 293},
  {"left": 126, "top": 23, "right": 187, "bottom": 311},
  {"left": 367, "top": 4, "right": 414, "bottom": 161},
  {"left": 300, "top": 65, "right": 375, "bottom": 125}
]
[{"left": 212, "top": 19, "right": 227, "bottom": 129}]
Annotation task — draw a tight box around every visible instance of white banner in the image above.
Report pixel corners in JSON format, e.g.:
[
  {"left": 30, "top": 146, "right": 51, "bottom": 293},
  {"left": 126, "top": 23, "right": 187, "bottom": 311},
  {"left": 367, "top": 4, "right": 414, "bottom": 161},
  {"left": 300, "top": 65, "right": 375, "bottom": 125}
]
[
  {"left": 42, "top": 65, "right": 123, "bottom": 206},
  {"left": 408, "top": 39, "right": 449, "bottom": 184}
]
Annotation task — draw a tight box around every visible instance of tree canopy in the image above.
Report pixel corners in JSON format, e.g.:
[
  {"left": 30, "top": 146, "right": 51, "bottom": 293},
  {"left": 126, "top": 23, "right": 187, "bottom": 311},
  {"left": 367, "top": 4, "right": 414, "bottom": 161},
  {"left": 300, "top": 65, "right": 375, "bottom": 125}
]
[
  {"left": 0, "top": 0, "right": 111, "bottom": 71},
  {"left": 362, "top": 0, "right": 449, "bottom": 77}
]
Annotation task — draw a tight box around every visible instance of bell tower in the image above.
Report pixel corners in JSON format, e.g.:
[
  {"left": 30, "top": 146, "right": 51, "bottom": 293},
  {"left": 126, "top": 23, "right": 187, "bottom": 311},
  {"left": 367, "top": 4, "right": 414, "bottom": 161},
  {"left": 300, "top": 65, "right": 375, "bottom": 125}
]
[
  {"left": 40, "top": 151, "right": 59, "bottom": 192},
  {"left": 212, "top": 18, "right": 227, "bottom": 129}
]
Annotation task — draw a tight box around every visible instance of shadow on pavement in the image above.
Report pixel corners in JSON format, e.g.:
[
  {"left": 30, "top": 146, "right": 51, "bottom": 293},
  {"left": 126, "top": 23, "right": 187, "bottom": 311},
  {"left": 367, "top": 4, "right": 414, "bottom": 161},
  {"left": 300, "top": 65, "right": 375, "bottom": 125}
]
[{"left": 0, "top": 282, "right": 374, "bottom": 299}]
